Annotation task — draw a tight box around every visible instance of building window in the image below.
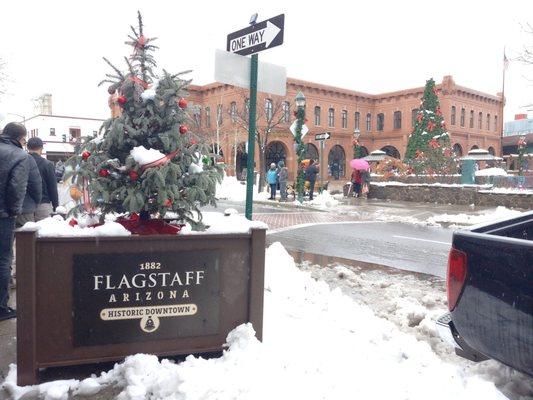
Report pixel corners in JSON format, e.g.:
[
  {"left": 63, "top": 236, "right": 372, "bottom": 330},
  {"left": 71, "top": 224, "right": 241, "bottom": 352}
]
[
  {"left": 486, "top": 113, "right": 490, "bottom": 130},
  {"left": 282, "top": 101, "right": 290, "bottom": 123},
  {"left": 265, "top": 99, "right": 273, "bottom": 121},
  {"left": 314, "top": 106, "right": 321, "bottom": 125},
  {"left": 341, "top": 110, "right": 347, "bottom": 129},
  {"left": 469, "top": 110, "right": 474, "bottom": 128},
  {"left": 354, "top": 112, "right": 360, "bottom": 131},
  {"left": 230, "top": 102, "right": 237, "bottom": 123},
  {"left": 494, "top": 115, "right": 498, "bottom": 131},
  {"left": 393, "top": 111, "right": 401, "bottom": 129},
  {"left": 366, "top": 113, "right": 372, "bottom": 131},
  {"left": 411, "top": 109, "right": 419, "bottom": 127},
  {"left": 205, "top": 106, "right": 211, "bottom": 128},
  {"left": 451, "top": 106, "right": 456, "bottom": 125},
  {"left": 377, "top": 113, "right": 384, "bottom": 131},
  {"left": 478, "top": 112, "right": 482, "bottom": 129},
  {"left": 460, "top": 108, "right": 465, "bottom": 127},
  {"left": 217, "top": 104, "right": 223, "bottom": 126},
  {"left": 50, "top": 128, "right": 55, "bottom": 136},
  {"left": 328, "top": 108, "right": 335, "bottom": 127},
  {"left": 69, "top": 128, "right": 81, "bottom": 140}
]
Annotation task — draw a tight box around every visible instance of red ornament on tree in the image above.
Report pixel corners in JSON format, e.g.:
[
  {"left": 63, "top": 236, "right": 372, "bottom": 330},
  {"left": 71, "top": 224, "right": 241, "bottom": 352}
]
[
  {"left": 81, "top": 150, "right": 91, "bottom": 160},
  {"left": 99, "top": 169, "right": 110, "bottom": 177},
  {"left": 117, "top": 95, "right": 127, "bottom": 105},
  {"left": 129, "top": 170, "right": 139, "bottom": 181},
  {"left": 178, "top": 98, "right": 187, "bottom": 109},
  {"left": 416, "top": 113, "right": 423, "bottom": 123},
  {"left": 179, "top": 125, "right": 188, "bottom": 134},
  {"left": 164, "top": 199, "right": 172, "bottom": 207},
  {"left": 427, "top": 121, "right": 435, "bottom": 132}
]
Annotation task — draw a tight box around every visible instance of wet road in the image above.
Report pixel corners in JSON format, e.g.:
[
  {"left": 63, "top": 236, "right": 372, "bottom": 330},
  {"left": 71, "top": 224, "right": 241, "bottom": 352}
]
[{"left": 267, "top": 222, "right": 453, "bottom": 278}]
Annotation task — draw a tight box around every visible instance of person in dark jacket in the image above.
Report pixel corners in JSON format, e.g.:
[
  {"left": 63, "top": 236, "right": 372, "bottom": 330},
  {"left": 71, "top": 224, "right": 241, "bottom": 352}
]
[
  {"left": 305, "top": 159, "right": 319, "bottom": 200},
  {"left": 15, "top": 140, "right": 42, "bottom": 227},
  {"left": 27, "top": 137, "right": 58, "bottom": 221},
  {"left": 277, "top": 160, "right": 288, "bottom": 201},
  {"left": 0, "top": 123, "right": 31, "bottom": 320}
]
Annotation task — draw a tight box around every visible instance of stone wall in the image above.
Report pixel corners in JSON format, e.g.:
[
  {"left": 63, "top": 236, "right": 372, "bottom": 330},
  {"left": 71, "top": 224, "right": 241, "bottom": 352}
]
[{"left": 368, "top": 184, "right": 533, "bottom": 210}]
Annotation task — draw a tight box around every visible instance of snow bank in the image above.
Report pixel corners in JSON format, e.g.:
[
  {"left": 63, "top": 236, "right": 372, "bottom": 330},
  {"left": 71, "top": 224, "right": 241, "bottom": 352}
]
[
  {"left": 426, "top": 206, "right": 523, "bottom": 227},
  {"left": 308, "top": 190, "right": 339, "bottom": 208},
  {"left": 184, "top": 211, "right": 267, "bottom": 234},
  {"left": 3, "top": 244, "right": 507, "bottom": 400},
  {"left": 475, "top": 168, "right": 508, "bottom": 177},
  {"left": 19, "top": 215, "right": 131, "bottom": 237},
  {"left": 215, "top": 175, "right": 270, "bottom": 201}
]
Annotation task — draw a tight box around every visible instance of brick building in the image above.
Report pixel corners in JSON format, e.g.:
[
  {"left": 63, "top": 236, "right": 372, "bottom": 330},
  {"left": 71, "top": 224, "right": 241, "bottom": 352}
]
[{"left": 111, "top": 75, "right": 504, "bottom": 181}]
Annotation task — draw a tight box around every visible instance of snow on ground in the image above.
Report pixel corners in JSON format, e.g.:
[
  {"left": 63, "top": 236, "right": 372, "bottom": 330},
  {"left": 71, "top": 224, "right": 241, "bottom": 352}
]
[
  {"left": 476, "top": 168, "right": 508, "bottom": 177},
  {"left": 215, "top": 175, "right": 270, "bottom": 202},
  {"left": 480, "top": 187, "right": 533, "bottom": 195},
  {"left": 308, "top": 190, "right": 339, "bottom": 208},
  {"left": 426, "top": 206, "right": 524, "bottom": 228},
  {"left": 3, "top": 243, "right": 517, "bottom": 400}
]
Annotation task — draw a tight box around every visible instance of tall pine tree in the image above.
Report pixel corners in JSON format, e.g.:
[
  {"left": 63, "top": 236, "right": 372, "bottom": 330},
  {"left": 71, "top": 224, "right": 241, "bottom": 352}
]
[
  {"left": 404, "top": 78, "right": 453, "bottom": 175},
  {"left": 66, "top": 12, "right": 222, "bottom": 225}
]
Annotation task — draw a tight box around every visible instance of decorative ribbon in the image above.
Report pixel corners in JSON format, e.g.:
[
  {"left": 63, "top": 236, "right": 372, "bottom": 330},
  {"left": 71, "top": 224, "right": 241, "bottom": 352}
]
[
  {"left": 116, "top": 213, "right": 182, "bottom": 235},
  {"left": 141, "top": 149, "right": 180, "bottom": 171}
]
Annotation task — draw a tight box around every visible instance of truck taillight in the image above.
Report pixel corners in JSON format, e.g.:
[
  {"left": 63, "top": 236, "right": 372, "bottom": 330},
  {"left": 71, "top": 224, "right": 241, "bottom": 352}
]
[{"left": 447, "top": 248, "right": 467, "bottom": 311}]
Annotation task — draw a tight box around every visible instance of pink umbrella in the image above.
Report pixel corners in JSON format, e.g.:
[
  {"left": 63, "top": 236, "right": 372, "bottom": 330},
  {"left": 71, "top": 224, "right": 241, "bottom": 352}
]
[{"left": 349, "top": 158, "right": 370, "bottom": 170}]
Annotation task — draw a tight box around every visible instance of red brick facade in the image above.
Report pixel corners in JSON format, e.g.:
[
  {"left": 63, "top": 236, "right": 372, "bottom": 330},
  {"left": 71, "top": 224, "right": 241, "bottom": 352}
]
[{"left": 110, "top": 75, "right": 503, "bottom": 181}]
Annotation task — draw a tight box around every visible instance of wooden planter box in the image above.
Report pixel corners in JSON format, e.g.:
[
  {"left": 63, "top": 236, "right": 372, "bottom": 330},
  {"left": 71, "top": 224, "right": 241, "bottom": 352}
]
[{"left": 15, "top": 228, "right": 266, "bottom": 385}]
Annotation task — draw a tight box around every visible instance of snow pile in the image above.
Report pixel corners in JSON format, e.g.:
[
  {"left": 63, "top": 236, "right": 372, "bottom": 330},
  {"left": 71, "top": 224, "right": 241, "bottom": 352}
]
[
  {"left": 130, "top": 146, "right": 165, "bottom": 166},
  {"left": 480, "top": 187, "right": 533, "bottom": 195},
  {"left": 19, "top": 215, "right": 131, "bottom": 237},
  {"left": 308, "top": 190, "right": 339, "bottom": 208},
  {"left": 183, "top": 211, "right": 267, "bottom": 234},
  {"left": 3, "top": 244, "right": 509, "bottom": 400},
  {"left": 475, "top": 168, "right": 508, "bottom": 177},
  {"left": 426, "top": 206, "right": 523, "bottom": 227},
  {"left": 215, "top": 174, "right": 270, "bottom": 201}
]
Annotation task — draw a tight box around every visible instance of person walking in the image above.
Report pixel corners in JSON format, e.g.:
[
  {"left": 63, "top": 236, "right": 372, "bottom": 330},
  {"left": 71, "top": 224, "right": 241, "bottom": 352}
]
[
  {"left": 0, "top": 123, "right": 33, "bottom": 321},
  {"left": 27, "top": 137, "right": 59, "bottom": 221},
  {"left": 266, "top": 163, "right": 278, "bottom": 200},
  {"left": 15, "top": 139, "right": 42, "bottom": 228},
  {"left": 305, "top": 159, "right": 319, "bottom": 200},
  {"left": 277, "top": 160, "right": 288, "bottom": 201},
  {"left": 350, "top": 169, "right": 363, "bottom": 197}
]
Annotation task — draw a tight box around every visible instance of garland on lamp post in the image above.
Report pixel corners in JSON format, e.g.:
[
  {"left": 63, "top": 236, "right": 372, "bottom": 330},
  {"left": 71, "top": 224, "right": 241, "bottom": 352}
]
[
  {"left": 353, "top": 128, "right": 362, "bottom": 158},
  {"left": 517, "top": 135, "right": 527, "bottom": 176},
  {"left": 294, "top": 91, "right": 306, "bottom": 202}
]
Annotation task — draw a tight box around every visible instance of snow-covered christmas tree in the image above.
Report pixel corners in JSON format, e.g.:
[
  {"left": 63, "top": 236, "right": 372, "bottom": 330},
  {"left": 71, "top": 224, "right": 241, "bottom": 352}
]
[
  {"left": 66, "top": 12, "right": 221, "bottom": 230},
  {"left": 405, "top": 78, "right": 455, "bottom": 175}
]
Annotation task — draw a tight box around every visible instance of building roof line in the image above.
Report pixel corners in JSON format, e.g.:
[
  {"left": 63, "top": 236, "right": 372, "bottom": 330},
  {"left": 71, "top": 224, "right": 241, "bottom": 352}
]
[{"left": 24, "top": 114, "right": 106, "bottom": 123}]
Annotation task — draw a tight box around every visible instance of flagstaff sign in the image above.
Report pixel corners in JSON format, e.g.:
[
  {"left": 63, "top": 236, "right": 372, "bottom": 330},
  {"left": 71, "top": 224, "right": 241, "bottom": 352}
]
[
  {"left": 72, "top": 250, "right": 219, "bottom": 346},
  {"left": 226, "top": 14, "right": 285, "bottom": 56}
]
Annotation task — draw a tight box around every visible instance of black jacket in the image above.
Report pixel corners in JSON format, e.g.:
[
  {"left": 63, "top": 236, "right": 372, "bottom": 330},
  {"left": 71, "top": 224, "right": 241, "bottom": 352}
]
[
  {"left": 20, "top": 152, "right": 42, "bottom": 213},
  {"left": 305, "top": 164, "right": 319, "bottom": 182},
  {"left": 30, "top": 152, "right": 59, "bottom": 210},
  {"left": 0, "top": 136, "right": 31, "bottom": 217}
]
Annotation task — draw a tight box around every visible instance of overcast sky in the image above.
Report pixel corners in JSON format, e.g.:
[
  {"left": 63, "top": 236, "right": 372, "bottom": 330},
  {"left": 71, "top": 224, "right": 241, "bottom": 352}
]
[{"left": 1, "top": 0, "right": 532, "bottom": 125}]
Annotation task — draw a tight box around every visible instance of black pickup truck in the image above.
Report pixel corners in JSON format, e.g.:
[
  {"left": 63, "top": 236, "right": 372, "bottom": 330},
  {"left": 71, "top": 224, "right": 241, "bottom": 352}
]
[{"left": 437, "top": 210, "right": 533, "bottom": 376}]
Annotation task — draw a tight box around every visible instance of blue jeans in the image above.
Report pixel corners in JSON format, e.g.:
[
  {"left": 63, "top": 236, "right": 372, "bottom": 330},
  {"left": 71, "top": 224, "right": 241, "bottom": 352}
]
[
  {"left": 0, "top": 217, "right": 15, "bottom": 313},
  {"left": 269, "top": 183, "right": 277, "bottom": 199}
]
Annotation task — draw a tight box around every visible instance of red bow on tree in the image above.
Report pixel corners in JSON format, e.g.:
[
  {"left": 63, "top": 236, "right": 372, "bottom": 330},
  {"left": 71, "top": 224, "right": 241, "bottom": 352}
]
[{"left": 427, "top": 121, "right": 435, "bottom": 132}]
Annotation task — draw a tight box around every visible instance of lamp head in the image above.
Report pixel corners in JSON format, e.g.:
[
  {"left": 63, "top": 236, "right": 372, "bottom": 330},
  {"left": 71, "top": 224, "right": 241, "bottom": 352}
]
[
  {"left": 353, "top": 128, "right": 361, "bottom": 139},
  {"left": 295, "top": 91, "right": 306, "bottom": 107}
]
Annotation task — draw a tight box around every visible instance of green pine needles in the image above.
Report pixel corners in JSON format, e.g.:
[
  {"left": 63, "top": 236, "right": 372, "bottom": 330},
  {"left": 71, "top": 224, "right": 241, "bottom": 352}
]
[{"left": 66, "top": 12, "right": 222, "bottom": 225}]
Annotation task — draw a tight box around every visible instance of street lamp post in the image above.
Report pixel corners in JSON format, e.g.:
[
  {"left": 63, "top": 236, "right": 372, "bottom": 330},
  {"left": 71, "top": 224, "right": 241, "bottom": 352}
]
[
  {"left": 294, "top": 91, "right": 306, "bottom": 202},
  {"left": 352, "top": 128, "right": 361, "bottom": 159}
]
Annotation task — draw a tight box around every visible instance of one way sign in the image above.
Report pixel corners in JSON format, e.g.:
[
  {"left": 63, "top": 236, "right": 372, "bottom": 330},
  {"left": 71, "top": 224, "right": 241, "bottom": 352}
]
[{"left": 227, "top": 14, "right": 284, "bottom": 56}]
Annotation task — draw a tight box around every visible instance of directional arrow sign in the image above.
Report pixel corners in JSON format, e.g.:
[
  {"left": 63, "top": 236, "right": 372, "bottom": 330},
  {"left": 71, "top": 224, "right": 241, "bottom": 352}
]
[
  {"left": 315, "top": 132, "right": 331, "bottom": 141},
  {"left": 227, "top": 14, "right": 284, "bottom": 56},
  {"left": 290, "top": 120, "right": 309, "bottom": 138}
]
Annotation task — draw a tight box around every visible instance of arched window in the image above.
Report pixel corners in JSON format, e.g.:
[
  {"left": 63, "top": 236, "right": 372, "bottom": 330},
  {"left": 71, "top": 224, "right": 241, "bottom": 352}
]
[
  {"left": 488, "top": 146, "right": 495, "bottom": 155},
  {"left": 217, "top": 104, "right": 223, "bottom": 126},
  {"left": 366, "top": 113, "right": 372, "bottom": 131},
  {"left": 460, "top": 108, "right": 465, "bottom": 127},
  {"left": 341, "top": 110, "right": 348, "bottom": 129},
  {"left": 486, "top": 114, "right": 490, "bottom": 130},
  {"left": 451, "top": 106, "right": 456, "bottom": 125},
  {"left": 354, "top": 112, "right": 360, "bottom": 131},
  {"left": 411, "top": 109, "right": 419, "bottom": 127},
  {"left": 304, "top": 143, "right": 319, "bottom": 160},
  {"left": 328, "top": 108, "right": 335, "bottom": 127},
  {"left": 393, "top": 111, "right": 401, "bottom": 129},
  {"left": 381, "top": 145, "right": 401, "bottom": 159},
  {"left": 328, "top": 145, "right": 346, "bottom": 178},
  {"left": 265, "top": 99, "right": 273, "bottom": 121},
  {"left": 471, "top": 145, "right": 479, "bottom": 150},
  {"left": 205, "top": 106, "right": 211, "bottom": 128},
  {"left": 265, "top": 141, "right": 287, "bottom": 170},
  {"left": 478, "top": 112, "right": 482, "bottom": 129},
  {"left": 469, "top": 110, "right": 474, "bottom": 128},
  {"left": 452, "top": 143, "right": 463, "bottom": 156},
  {"left": 377, "top": 113, "right": 384, "bottom": 131},
  {"left": 282, "top": 101, "right": 290, "bottom": 123},
  {"left": 230, "top": 102, "right": 237, "bottom": 123},
  {"left": 314, "top": 106, "right": 321, "bottom": 126}
]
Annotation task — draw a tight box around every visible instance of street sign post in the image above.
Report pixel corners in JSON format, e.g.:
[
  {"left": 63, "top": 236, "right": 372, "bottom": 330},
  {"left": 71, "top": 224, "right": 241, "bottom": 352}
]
[
  {"left": 226, "top": 14, "right": 285, "bottom": 220},
  {"left": 315, "top": 132, "right": 331, "bottom": 191},
  {"left": 227, "top": 14, "right": 284, "bottom": 56}
]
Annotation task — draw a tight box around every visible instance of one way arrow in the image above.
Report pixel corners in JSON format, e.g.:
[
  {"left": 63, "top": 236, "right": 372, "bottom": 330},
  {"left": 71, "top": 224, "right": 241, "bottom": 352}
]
[{"left": 263, "top": 21, "right": 281, "bottom": 47}]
